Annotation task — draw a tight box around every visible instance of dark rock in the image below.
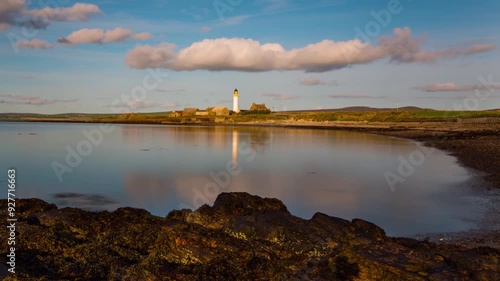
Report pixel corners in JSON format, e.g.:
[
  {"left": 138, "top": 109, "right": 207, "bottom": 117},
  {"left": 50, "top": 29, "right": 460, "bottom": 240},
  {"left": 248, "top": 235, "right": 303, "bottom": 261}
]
[
  {"left": 26, "top": 214, "right": 40, "bottom": 225},
  {"left": 4, "top": 198, "right": 57, "bottom": 217},
  {"left": 352, "top": 218, "right": 387, "bottom": 241},
  {"left": 212, "top": 192, "right": 289, "bottom": 214},
  {"left": 0, "top": 193, "right": 498, "bottom": 280}
]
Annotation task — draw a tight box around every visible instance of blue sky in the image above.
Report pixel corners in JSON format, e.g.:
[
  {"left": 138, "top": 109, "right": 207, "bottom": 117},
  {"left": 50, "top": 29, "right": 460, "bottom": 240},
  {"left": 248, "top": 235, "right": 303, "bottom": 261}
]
[{"left": 1, "top": 0, "right": 499, "bottom": 114}]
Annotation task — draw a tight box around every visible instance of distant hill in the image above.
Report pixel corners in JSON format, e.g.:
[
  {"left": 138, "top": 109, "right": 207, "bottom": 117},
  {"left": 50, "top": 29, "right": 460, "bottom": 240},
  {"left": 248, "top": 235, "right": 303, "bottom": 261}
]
[
  {"left": 0, "top": 113, "right": 47, "bottom": 117},
  {"left": 283, "top": 106, "right": 428, "bottom": 113},
  {"left": 0, "top": 113, "right": 81, "bottom": 116}
]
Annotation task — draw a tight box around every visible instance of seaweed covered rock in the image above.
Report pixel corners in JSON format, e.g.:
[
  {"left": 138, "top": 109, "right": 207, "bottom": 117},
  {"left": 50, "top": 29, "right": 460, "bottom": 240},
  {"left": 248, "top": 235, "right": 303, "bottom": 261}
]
[{"left": 1, "top": 193, "right": 499, "bottom": 280}]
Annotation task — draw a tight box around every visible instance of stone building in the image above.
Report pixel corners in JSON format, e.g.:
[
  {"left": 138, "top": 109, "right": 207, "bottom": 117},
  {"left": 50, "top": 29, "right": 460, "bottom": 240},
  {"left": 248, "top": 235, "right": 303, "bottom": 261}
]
[
  {"left": 169, "top": 111, "right": 182, "bottom": 117},
  {"left": 210, "top": 106, "right": 230, "bottom": 116},
  {"left": 250, "top": 103, "right": 269, "bottom": 111},
  {"left": 182, "top": 108, "right": 199, "bottom": 116}
]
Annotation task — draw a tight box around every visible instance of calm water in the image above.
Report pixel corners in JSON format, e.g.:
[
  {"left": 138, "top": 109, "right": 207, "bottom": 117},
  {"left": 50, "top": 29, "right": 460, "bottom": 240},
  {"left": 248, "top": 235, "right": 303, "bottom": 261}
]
[{"left": 0, "top": 122, "right": 485, "bottom": 236}]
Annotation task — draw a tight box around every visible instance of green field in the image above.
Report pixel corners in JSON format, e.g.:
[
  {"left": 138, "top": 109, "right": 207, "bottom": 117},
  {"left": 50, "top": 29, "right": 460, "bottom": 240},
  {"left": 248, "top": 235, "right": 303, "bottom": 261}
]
[
  {"left": 1, "top": 109, "right": 499, "bottom": 124},
  {"left": 285, "top": 109, "right": 500, "bottom": 123}
]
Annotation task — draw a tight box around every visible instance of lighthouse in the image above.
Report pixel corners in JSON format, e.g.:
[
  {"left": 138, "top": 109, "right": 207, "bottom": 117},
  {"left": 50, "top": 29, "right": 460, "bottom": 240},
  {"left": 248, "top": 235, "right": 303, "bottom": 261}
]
[{"left": 233, "top": 88, "right": 240, "bottom": 113}]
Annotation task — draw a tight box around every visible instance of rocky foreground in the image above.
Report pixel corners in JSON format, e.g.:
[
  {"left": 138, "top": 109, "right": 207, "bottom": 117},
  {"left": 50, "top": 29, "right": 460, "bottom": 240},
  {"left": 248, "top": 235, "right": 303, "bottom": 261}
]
[{"left": 1, "top": 193, "right": 499, "bottom": 281}]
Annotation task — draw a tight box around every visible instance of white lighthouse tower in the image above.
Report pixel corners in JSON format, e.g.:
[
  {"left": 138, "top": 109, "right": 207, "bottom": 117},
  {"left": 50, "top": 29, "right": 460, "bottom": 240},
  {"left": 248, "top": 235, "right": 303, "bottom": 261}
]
[{"left": 233, "top": 88, "right": 240, "bottom": 113}]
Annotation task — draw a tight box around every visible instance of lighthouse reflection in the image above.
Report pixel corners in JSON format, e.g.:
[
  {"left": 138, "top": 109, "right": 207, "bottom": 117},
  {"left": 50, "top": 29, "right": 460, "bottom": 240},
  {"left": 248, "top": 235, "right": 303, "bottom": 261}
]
[
  {"left": 232, "top": 127, "right": 273, "bottom": 165},
  {"left": 232, "top": 128, "right": 238, "bottom": 165}
]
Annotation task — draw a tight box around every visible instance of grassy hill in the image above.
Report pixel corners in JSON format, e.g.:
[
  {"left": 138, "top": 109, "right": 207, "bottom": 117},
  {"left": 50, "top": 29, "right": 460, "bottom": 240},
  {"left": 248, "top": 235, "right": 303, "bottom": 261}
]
[{"left": 1, "top": 108, "right": 499, "bottom": 124}]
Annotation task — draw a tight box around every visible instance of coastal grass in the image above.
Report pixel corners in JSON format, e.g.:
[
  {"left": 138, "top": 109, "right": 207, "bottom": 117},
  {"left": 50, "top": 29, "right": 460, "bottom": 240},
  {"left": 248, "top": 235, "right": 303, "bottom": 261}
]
[
  {"left": 284, "top": 110, "right": 500, "bottom": 123},
  {"left": 1, "top": 109, "right": 499, "bottom": 124}
]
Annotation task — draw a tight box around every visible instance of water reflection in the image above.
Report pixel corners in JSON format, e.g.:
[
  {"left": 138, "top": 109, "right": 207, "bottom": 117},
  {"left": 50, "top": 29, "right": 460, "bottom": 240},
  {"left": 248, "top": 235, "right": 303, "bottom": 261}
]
[
  {"left": 232, "top": 129, "right": 238, "bottom": 165},
  {"left": 114, "top": 126, "right": 475, "bottom": 235},
  {"left": 0, "top": 123, "right": 484, "bottom": 236},
  {"left": 124, "top": 171, "right": 174, "bottom": 204}
]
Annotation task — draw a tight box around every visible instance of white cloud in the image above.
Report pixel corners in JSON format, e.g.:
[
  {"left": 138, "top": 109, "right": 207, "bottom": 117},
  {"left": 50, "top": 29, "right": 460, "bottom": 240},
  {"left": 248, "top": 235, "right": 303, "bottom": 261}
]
[
  {"left": 16, "top": 39, "right": 52, "bottom": 49},
  {"left": 375, "top": 29, "right": 496, "bottom": 63},
  {"left": 463, "top": 44, "right": 496, "bottom": 55},
  {"left": 125, "top": 27, "right": 495, "bottom": 72},
  {"left": 57, "top": 27, "right": 152, "bottom": 45},
  {"left": 0, "top": 0, "right": 25, "bottom": 29},
  {"left": 0, "top": 1, "right": 101, "bottom": 30},
  {"left": 28, "top": 3, "right": 101, "bottom": 22},
  {"left": 101, "top": 27, "right": 133, "bottom": 43},
  {"left": 131, "top": 32, "right": 153, "bottom": 41},
  {"left": 126, "top": 43, "right": 177, "bottom": 68},
  {"left": 414, "top": 82, "right": 500, "bottom": 92}
]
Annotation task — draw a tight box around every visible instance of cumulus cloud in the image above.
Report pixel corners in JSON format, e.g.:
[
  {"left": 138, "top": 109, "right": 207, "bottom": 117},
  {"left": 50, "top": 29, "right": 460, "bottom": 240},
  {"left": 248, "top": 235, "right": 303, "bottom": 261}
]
[
  {"left": 126, "top": 43, "right": 177, "bottom": 69},
  {"left": 0, "top": 0, "right": 24, "bottom": 30},
  {"left": 262, "top": 93, "right": 300, "bottom": 100},
  {"left": 0, "top": 94, "right": 77, "bottom": 105},
  {"left": 414, "top": 82, "right": 500, "bottom": 92},
  {"left": 300, "top": 77, "right": 337, "bottom": 86},
  {"left": 57, "top": 27, "right": 152, "bottom": 45},
  {"left": 328, "top": 94, "right": 387, "bottom": 99},
  {"left": 126, "top": 38, "right": 367, "bottom": 71},
  {"left": 0, "top": 1, "right": 101, "bottom": 30},
  {"left": 28, "top": 3, "right": 101, "bottom": 22},
  {"left": 16, "top": 39, "right": 52, "bottom": 49},
  {"left": 378, "top": 30, "right": 496, "bottom": 63},
  {"left": 125, "top": 27, "right": 495, "bottom": 72}
]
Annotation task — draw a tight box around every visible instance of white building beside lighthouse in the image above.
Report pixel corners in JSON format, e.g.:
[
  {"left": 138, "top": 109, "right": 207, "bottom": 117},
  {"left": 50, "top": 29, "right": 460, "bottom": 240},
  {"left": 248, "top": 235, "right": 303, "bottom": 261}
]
[{"left": 233, "top": 88, "right": 240, "bottom": 113}]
